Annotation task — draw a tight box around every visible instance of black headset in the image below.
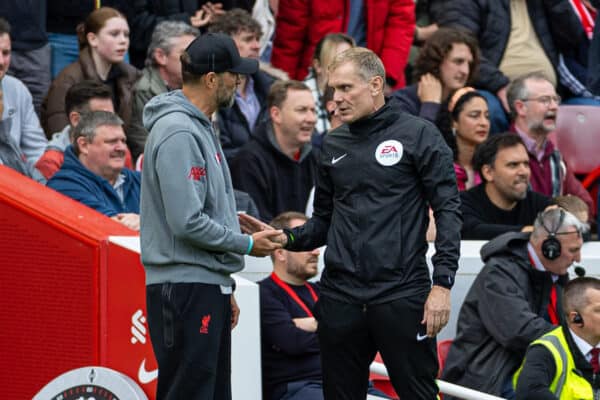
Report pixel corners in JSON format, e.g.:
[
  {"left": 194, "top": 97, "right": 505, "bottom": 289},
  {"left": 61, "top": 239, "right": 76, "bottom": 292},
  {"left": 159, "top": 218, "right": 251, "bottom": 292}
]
[
  {"left": 539, "top": 209, "right": 566, "bottom": 260},
  {"left": 573, "top": 312, "right": 584, "bottom": 326}
]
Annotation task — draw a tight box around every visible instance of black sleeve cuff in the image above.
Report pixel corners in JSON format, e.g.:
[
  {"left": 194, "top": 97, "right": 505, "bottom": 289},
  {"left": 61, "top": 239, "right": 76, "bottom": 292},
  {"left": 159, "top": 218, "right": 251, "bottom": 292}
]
[{"left": 432, "top": 275, "right": 454, "bottom": 289}]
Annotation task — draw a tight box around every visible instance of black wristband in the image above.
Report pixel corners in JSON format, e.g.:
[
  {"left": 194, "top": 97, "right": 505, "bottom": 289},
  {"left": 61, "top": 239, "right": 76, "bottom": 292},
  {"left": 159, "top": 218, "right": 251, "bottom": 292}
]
[{"left": 433, "top": 275, "right": 454, "bottom": 289}]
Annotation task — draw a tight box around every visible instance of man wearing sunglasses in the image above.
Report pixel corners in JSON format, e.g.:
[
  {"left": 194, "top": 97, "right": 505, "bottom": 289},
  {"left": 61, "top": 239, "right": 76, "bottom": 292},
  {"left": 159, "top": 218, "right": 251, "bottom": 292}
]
[{"left": 507, "top": 72, "right": 593, "bottom": 218}]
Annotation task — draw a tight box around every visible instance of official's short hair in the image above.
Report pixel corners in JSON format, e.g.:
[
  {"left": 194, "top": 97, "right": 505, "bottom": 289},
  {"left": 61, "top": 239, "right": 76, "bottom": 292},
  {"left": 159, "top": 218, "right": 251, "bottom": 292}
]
[
  {"left": 563, "top": 277, "right": 600, "bottom": 318},
  {"left": 329, "top": 47, "right": 385, "bottom": 83},
  {"left": 208, "top": 8, "right": 262, "bottom": 37},
  {"left": 531, "top": 207, "right": 588, "bottom": 240},
  {"left": 267, "top": 80, "right": 311, "bottom": 109},
  {"left": 507, "top": 71, "right": 553, "bottom": 120},
  {"left": 72, "top": 111, "right": 123, "bottom": 156},
  {"left": 65, "top": 80, "right": 113, "bottom": 116},
  {"left": 270, "top": 211, "right": 308, "bottom": 230},
  {"left": 0, "top": 18, "right": 10, "bottom": 36},
  {"left": 145, "top": 20, "right": 199, "bottom": 68},
  {"left": 414, "top": 27, "right": 480, "bottom": 84},
  {"left": 472, "top": 133, "right": 525, "bottom": 180}
]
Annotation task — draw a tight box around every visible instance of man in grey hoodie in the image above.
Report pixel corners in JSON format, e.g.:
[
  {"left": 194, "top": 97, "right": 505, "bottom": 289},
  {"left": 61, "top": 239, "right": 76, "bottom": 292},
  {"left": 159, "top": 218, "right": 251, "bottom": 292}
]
[{"left": 140, "top": 32, "right": 283, "bottom": 399}]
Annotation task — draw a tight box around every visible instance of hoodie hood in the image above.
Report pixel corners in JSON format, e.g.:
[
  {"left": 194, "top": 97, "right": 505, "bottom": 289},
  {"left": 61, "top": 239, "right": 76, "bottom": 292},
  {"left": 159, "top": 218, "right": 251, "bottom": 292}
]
[
  {"left": 143, "top": 90, "right": 212, "bottom": 134},
  {"left": 480, "top": 231, "right": 530, "bottom": 263}
]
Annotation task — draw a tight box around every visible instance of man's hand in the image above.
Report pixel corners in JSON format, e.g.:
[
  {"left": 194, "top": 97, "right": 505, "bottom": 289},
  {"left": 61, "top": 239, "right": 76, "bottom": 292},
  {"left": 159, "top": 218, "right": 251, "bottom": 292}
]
[
  {"left": 111, "top": 213, "right": 140, "bottom": 231},
  {"left": 231, "top": 294, "right": 240, "bottom": 329},
  {"left": 417, "top": 73, "right": 443, "bottom": 103},
  {"left": 292, "top": 317, "right": 318, "bottom": 332},
  {"left": 421, "top": 285, "right": 451, "bottom": 337},
  {"left": 496, "top": 85, "right": 510, "bottom": 113},
  {"left": 238, "top": 212, "right": 271, "bottom": 234},
  {"left": 190, "top": 2, "right": 224, "bottom": 27},
  {"left": 250, "top": 230, "right": 285, "bottom": 256}
]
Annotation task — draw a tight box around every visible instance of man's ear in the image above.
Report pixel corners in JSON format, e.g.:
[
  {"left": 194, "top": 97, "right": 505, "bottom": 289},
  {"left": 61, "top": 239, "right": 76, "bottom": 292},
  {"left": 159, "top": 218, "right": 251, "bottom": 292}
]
[
  {"left": 69, "top": 111, "right": 80, "bottom": 128},
  {"left": 369, "top": 76, "right": 384, "bottom": 97},
  {"left": 514, "top": 99, "right": 528, "bottom": 118},
  {"left": 481, "top": 164, "right": 494, "bottom": 182},
  {"left": 76, "top": 136, "right": 89, "bottom": 156},
  {"left": 270, "top": 106, "right": 281, "bottom": 124},
  {"left": 203, "top": 72, "right": 219, "bottom": 89},
  {"left": 274, "top": 248, "right": 286, "bottom": 262},
  {"left": 153, "top": 48, "right": 168, "bottom": 67}
]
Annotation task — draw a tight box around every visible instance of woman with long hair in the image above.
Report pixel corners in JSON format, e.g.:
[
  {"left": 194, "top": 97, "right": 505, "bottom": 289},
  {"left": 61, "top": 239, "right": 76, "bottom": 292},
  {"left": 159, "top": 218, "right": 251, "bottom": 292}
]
[
  {"left": 436, "top": 87, "right": 490, "bottom": 191},
  {"left": 42, "top": 7, "right": 139, "bottom": 137}
]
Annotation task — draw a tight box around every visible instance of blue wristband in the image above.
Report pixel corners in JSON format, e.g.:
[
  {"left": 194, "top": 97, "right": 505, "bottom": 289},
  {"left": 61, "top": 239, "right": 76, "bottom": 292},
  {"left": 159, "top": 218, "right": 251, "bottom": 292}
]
[{"left": 246, "top": 236, "right": 254, "bottom": 255}]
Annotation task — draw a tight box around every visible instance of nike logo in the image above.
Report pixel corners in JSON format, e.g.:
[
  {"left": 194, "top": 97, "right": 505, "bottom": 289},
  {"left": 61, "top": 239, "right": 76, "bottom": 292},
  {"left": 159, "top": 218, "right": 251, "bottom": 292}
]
[
  {"left": 416, "top": 333, "right": 429, "bottom": 341},
  {"left": 331, "top": 153, "right": 348, "bottom": 164},
  {"left": 138, "top": 359, "right": 158, "bottom": 384}
]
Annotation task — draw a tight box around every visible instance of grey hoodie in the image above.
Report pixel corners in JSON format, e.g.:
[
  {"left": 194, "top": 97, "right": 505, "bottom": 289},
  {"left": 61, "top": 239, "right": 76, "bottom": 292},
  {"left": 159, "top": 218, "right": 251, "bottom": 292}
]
[{"left": 140, "top": 90, "right": 250, "bottom": 287}]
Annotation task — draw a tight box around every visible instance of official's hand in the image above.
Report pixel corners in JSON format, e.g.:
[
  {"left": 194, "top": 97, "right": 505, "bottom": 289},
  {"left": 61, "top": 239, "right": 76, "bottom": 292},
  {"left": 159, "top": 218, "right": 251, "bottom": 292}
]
[
  {"left": 421, "top": 285, "right": 450, "bottom": 337},
  {"left": 231, "top": 294, "right": 240, "bottom": 329},
  {"left": 111, "top": 213, "right": 140, "bottom": 231},
  {"left": 417, "top": 73, "right": 443, "bottom": 103},
  {"left": 250, "top": 229, "right": 285, "bottom": 256},
  {"left": 497, "top": 85, "right": 510, "bottom": 113},
  {"left": 238, "top": 212, "right": 271, "bottom": 234},
  {"left": 293, "top": 317, "right": 318, "bottom": 332}
]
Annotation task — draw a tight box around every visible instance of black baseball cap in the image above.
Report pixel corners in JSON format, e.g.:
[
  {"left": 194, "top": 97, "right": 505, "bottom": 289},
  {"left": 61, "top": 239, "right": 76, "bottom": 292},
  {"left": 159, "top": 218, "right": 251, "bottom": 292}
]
[{"left": 183, "top": 32, "right": 259, "bottom": 75}]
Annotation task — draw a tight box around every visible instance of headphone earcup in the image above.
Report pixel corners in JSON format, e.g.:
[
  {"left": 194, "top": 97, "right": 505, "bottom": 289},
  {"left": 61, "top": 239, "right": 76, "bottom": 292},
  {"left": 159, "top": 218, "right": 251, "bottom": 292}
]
[
  {"left": 573, "top": 312, "right": 584, "bottom": 325},
  {"left": 542, "top": 236, "right": 562, "bottom": 260}
]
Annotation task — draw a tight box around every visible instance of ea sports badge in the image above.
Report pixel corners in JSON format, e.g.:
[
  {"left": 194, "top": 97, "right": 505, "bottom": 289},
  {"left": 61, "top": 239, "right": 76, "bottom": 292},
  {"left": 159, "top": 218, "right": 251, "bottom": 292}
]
[{"left": 375, "top": 140, "right": 403, "bottom": 166}]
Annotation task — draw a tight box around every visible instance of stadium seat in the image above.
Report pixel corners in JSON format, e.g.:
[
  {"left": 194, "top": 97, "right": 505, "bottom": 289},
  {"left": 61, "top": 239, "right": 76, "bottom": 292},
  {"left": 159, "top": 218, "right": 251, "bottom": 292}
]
[
  {"left": 582, "top": 166, "right": 600, "bottom": 229},
  {"left": 554, "top": 105, "right": 600, "bottom": 175},
  {"left": 437, "top": 339, "right": 453, "bottom": 377}
]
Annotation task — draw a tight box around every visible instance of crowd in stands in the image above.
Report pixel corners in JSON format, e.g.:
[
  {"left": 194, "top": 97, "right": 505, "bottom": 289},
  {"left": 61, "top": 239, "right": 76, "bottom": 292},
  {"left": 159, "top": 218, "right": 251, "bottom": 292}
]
[{"left": 3, "top": 0, "right": 600, "bottom": 398}]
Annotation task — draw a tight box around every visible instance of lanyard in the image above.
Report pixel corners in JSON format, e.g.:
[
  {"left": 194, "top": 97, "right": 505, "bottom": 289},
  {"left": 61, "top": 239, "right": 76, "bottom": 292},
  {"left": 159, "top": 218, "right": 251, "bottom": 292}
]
[{"left": 270, "top": 272, "right": 318, "bottom": 317}]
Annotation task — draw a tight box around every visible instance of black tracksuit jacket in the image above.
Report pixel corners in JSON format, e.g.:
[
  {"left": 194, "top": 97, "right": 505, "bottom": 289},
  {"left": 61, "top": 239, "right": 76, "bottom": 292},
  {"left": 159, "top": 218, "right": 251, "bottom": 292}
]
[{"left": 286, "top": 100, "right": 462, "bottom": 304}]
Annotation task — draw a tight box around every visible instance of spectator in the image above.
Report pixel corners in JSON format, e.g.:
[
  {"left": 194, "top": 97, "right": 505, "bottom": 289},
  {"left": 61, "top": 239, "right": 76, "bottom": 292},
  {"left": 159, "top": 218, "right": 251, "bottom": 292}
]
[
  {"left": 47, "top": 111, "right": 140, "bottom": 231},
  {"left": 35, "top": 80, "right": 126, "bottom": 180},
  {"left": 442, "top": 208, "right": 586, "bottom": 399},
  {"left": 128, "top": 20, "right": 198, "bottom": 160},
  {"left": 514, "top": 277, "right": 600, "bottom": 399},
  {"left": 0, "top": 18, "right": 47, "bottom": 167},
  {"left": 303, "top": 33, "right": 355, "bottom": 135},
  {"left": 554, "top": 194, "right": 591, "bottom": 241},
  {"left": 140, "top": 32, "right": 282, "bottom": 398},
  {"left": 393, "top": 27, "right": 480, "bottom": 124},
  {"left": 588, "top": 0, "right": 600, "bottom": 94},
  {"left": 259, "top": 211, "right": 322, "bottom": 400},
  {"left": 0, "top": 0, "right": 51, "bottom": 116},
  {"left": 439, "top": 0, "right": 582, "bottom": 133},
  {"left": 46, "top": 1, "right": 131, "bottom": 78},
  {"left": 435, "top": 87, "right": 489, "bottom": 191},
  {"left": 271, "top": 0, "right": 415, "bottom": 90},
  {"left": 208, "top": 8, "right": 277, "bottom": 162},
  {"left": 230, "top": 80, "right": 317, "bottom": 222},
  {"left": 42, "top": 7, "right": 140, "bottom": 138},
  {"left": 507, "top": 72, "right": 594, "bottom": 215},
  {"left": 461, "top": 133, "right": 552, "bottom": 240}
]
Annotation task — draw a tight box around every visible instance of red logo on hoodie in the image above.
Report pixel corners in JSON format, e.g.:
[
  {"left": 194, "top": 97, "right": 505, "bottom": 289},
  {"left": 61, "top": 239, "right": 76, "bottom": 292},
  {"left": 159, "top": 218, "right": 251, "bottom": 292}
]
[
  {"left": 188, "top": 166, "right": 206, "bottom": 181},
  {"left": 200, "top": 314, "right": 211, "bottom": 334}
]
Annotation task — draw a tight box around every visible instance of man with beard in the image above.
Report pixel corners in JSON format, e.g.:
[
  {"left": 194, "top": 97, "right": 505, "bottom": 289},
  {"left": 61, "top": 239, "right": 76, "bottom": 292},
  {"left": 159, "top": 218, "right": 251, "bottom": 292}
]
[
  {"left": 442, "top": 208, "right": 586, "bottom": 399},
  {"left": 259, "top": 211, "right": 322, "bottom": 400},
  {"left": 140, "top": 33, "right": 284, "bottom": 399},
  {"left": 507, "top": 72, "right": 593, "bottom": 216},
  {"left": 230, "top": 80, "right": 317, "bottom": 222},
  {"left": 47, "top": 111, "right": 141, "bottom": 231},
  {"left": 460, "top": 133, "right": 552, "bottom": 240}
]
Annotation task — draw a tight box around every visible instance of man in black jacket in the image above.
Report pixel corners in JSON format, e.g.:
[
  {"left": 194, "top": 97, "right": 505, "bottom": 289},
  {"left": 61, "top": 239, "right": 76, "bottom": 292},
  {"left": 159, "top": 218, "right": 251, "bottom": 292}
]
[
  {"left": 442, "top": 208, "right": 586, "bottom": 399},
  {"left": 461, "top": 133, "right": 552, "bottom": 240},
  {"left": 231, "top": 80, "right": 317, "bottom": 222},
  {"left": 514, "top": 277, "right": 600, "bottom": 399},
  {"left": 241, "top": 47, "right": 462, "bottom": 400}
]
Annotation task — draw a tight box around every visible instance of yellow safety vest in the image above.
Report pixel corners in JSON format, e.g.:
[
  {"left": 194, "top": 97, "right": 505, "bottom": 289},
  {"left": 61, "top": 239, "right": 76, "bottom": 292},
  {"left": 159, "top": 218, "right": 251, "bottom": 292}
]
[{"left": 514, "top": 326, "right": 595, "bottom": 399}]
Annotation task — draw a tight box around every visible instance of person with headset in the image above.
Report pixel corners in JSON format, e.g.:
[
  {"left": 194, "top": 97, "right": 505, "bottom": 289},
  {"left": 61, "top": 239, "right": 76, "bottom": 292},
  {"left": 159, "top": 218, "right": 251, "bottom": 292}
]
[
  {"left": 514, "top": 277, "right": 600, "bottom": 399},
  {"left": 442, "top": 208, "right": 587, "bottom": 399}
]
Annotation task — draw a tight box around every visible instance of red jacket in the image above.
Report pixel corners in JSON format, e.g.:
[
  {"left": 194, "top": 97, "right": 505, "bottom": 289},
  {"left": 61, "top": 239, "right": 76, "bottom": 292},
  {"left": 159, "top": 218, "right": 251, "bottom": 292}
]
[{"left": 271, "top": 0, "right": 415, "bottom": 88}]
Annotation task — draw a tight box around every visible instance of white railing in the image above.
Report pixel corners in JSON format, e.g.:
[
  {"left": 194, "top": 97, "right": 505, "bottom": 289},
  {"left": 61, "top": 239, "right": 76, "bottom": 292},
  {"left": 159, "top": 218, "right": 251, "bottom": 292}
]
[{"left": 369, "top": 362, "right": 506, "bottom": 400}]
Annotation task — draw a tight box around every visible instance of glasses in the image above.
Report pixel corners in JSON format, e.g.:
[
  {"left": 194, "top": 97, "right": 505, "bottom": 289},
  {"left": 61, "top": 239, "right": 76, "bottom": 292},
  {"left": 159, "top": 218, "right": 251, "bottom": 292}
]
[{"left": 522, "top": 95, "right": 561, "bottom": 106}]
